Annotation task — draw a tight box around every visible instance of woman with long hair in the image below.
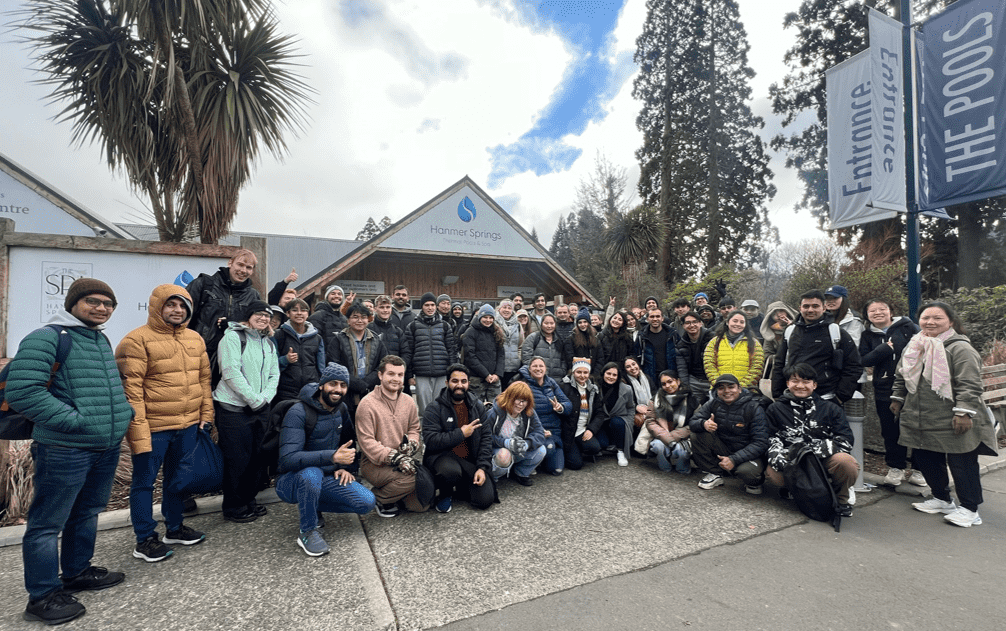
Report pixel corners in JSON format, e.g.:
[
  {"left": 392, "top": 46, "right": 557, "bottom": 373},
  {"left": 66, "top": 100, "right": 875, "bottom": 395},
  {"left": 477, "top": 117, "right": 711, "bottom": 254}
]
[
  {"left": 892, "top": 302, "right": 998, "bottom": 527},
  {"left": 645, "top": 371, "right": 692, "bottom": 474},
  {"left": 590, "top": 362, "right": 635, "bottom": 466},
  {"left": 703, "top": 310, "right": 763, "bottom": 390},
  {"left": 516, "top": 356, "right": 572, "bottom": 475},
  {"left": 521, "top": 313, "right": 566, "bottom": 380},
  {"left": 623, "top": 357, "right": 653, "bottom": 439},
  {"left": 484, "top": 381, "right": 547, "bottom": 486},
  {"left": 495, "top": 300, "right": 525, "bottom": 387},
  {"left": 599, "top": 310, "right": 637, "bottom": 367},
  {"left": 563, "top": 308, "right": 602, "bottom": 380}
]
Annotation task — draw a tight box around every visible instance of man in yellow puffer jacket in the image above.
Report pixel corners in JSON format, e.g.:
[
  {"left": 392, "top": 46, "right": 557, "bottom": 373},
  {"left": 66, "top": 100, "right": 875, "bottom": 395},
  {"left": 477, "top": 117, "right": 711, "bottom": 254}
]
[{"left": 115, "top": 284, "right": 213, "bottom": 563}]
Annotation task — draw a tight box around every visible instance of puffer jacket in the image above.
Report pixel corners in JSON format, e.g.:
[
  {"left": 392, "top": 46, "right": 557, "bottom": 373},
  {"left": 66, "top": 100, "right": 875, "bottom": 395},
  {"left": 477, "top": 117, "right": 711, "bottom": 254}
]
[
  {"left": 563, "top": 329, "right": 603, "bottom": 379},
  {"left": 213, "top": 322, "right": 280, "bottom": 410},
  {"left": 703, "top": 335, "right": 764, "bottom": 388},
  {"left": 521, "top": 331, "right": 566, "bottom": 380},
  {"left": 277, "top": 383, "right": 357, "bottom": 475},
  {"left": 6, "top": 311, "right": 132, "bottom": 450},
  {"left": 422, "top": 387, "right": 492, "bottom": 473},
  {"left": 859, "top": 316, "right": 919, "bottom": 401},
  {"left": 308, "top": 301, "right": 348, "bottom": 344},
  {"left": 403, "top": 313, "right": 457, "bottom": 377},
  {"left": 368, "top": 317, "right": 404, "bottom": 360},
  {"left": 516, "top": 365, "right": 572, "bottom": 432},
  {"left": 676, "top": 327, "right": 714, "bottom": 390},
  {"left": 770, "top": 315, "right": 862, "bottom": 403},
  {"left": 273, "top": 321, "right": 325, "bottom": 402},
  {"left": 764, "top": 391, "right": 853, "bottom": 472},
  {"left": 462, "top": 318, "right": 505, "bottom": 380},
  {"left": 687, "top": 389, "right": 768, "bottom": 467},
  {"left": 185, "top": 267, "right": 260, "bottom": 354},
  {"left": 328, "top": 327, "right": 388, "bottom": 396},
  {"left": 116, "top": 284, "right": 213, "bottom": 454},
  {"left": 485, "top": 401, "right": 546, "bottom": 452},
  {"left": 495, "top": 309, "right": 524, "bottom": 372}
]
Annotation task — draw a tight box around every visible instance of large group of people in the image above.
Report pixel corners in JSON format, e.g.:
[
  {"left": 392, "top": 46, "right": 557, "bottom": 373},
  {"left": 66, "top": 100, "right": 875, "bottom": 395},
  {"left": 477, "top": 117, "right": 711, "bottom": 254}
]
[{"left": 4, "top": 252, "right": 998, "bottom": 625}]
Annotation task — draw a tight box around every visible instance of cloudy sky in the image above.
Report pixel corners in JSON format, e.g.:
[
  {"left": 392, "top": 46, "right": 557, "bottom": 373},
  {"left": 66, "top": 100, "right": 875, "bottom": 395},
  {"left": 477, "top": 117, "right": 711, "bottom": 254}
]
[{"left": 0, "top": 0, "right": 820, "bottom": 246}]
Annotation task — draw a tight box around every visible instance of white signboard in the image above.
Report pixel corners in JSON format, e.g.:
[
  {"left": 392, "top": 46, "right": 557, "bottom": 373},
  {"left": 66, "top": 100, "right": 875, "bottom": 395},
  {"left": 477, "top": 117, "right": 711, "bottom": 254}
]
[
  {"left": 0, "top": 170, "right": 101, "bottom": 237},
  {"left": 6, "top": 247, "right": 228, "bottom": 353},
  {"left": 381, "top": 186, "right": 544, "bottom": 259},
  {"left": 338, "top": 280, "right": 385, "bottom": 295},
  {"left": 497, "top": 285, "right": 537, "bottom": 298}
]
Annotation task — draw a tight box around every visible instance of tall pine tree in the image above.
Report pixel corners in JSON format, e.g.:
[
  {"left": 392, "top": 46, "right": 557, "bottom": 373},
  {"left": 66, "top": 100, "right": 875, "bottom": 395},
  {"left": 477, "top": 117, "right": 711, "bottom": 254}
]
[{"left": 633, "top": 0, "right": 775, "bottom": 284}]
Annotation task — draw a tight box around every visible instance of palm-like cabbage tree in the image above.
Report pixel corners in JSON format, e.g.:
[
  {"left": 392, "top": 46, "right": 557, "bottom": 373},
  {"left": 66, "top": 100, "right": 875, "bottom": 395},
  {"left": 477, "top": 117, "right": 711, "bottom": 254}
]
[
  {"left": 604, "top": 205, "right": 667, "bottom": 307},
  {"left": 19, "top": 0, "right": 311, "bottom": 243}
]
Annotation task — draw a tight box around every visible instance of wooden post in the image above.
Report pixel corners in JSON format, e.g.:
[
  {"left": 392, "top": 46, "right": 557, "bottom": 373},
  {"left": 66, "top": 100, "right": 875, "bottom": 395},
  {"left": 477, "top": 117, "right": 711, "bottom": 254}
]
[
  {"left": 239, "top": 236, "right": 268, "bottom": 299},
  {"left": 0, "top": 218, "right": 13, "bottom": 361}
]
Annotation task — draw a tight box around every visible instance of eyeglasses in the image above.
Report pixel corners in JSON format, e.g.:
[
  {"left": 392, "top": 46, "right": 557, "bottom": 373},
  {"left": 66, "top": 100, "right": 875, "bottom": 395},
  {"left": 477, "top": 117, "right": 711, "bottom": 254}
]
[
  {"left": 83, "top": 297, "right": 115, "bottom": 309},
  {"left": 250, "top": 312, "right": 272, "bottom": 319}
]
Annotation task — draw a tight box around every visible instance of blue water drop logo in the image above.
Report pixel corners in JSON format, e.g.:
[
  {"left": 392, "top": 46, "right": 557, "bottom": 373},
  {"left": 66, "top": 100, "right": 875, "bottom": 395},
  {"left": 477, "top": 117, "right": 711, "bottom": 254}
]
[{"left": 457, "top": 196, "right": 477, "bottom": 222}]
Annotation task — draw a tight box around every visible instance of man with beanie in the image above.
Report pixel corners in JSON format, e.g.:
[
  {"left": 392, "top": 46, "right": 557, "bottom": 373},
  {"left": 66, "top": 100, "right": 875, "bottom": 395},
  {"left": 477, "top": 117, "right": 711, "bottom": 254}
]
[
  {"left": 186, "top": 249, "right": 261, "bottom": 386},
  {"left": 422, "top": 364, "right": 496, "bottom": 513},
  {"left": 276, "top": 362, "right": 376, "bottom": 556},
  {"left": 462, "top": 304, "right": 505, "bottom": 403},
  {"left": 7, "top": 278, "right": 132, "bottom": 624},
  {"left": 402, "top": 292, "right": 457, "bottom": 415},
  {"left": 116, "top": 285, "right": 212, "bottom": 564},
  {"left": 356, "top": 355, "right": 428, "bottom": 517},
  {"left": 309, "top": 284, "right": 349, "bottom": 346}
]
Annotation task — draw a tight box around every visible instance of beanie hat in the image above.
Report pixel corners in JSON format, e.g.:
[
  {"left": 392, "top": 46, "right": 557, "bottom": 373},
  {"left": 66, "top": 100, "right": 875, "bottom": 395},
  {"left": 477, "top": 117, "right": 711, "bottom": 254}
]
[
  {"left": 65, "top": 278, "right": 117, "bottom": 311},
  {"left": 242, "top": 300, "right": 271, "bottom": 321},
  {"left": 571, "top": 357, "right": 592, "bottom": 373},
  {"left": 645, "top": 295, "right": 659, "bottom": 305},
  {"left": 576, "top": 307, "right": 591, "bottom": 323},
  {"left": 325, "top": 285, "right": 344, "bottom": 300},
  {"left": 319, "top": 362, "right": 350, "bottom": 386},
  {"left": 452, "top": 301, "right": 463, "bottom": 310},
  {"left": 420, "top": 292, "right": 437, "bottom": 306},
  {"left": 477, "top": 304, "right": 495, "bottom": 319},
  {"left": 694, "top": 292, "right": 709, "bottom": 301},
  {"left": 437, "top": 293, "right": 451, "bottom": 304}
]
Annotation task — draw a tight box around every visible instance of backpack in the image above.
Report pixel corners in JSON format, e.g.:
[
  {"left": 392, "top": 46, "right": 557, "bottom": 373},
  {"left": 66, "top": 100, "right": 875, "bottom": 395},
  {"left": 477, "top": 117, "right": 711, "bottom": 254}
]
[
  {"left": 784, "top": 443, "right": 843, "bottom": 532},
  {"left": 783, "top": 322, "right": 843, "bottom": 373},
  {"left": 0, "top": 325, "right": 72, "bottom": 440},
  {"left": 261, "top": 399, "right": 319, "bottom": 476}
]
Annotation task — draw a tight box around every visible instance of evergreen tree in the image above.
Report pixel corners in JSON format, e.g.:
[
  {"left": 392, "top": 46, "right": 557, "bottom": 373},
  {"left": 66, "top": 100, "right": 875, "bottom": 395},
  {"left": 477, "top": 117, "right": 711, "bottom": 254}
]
[
  {"left": 549, "top": 215, "right": 576, "bottom": 272},
  {"left": 633, "top": 0, "right": 775, "bottom": 284},
  {"left": 356, "top": 217, "right": 380, "bottom": 240},
  {"left": 378, "top": 216, "right": 392, "bottom": 231},
  {"left": 530, "top": 227, "right": 540, "bottom": 244}
]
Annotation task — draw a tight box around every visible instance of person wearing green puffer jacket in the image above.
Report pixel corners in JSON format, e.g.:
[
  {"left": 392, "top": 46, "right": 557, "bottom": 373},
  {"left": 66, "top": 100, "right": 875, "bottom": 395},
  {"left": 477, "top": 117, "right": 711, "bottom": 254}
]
[
  {"left": 213, "top": 300, "right": 280, "bottom": 524},
  {"left": 7, "top": 278, "right": 133, "bottom": 625}
]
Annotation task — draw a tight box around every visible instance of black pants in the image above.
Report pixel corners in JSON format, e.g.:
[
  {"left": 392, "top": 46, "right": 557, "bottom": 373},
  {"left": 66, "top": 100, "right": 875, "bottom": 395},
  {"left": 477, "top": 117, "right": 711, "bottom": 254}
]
[
  {"left": 215, "top": 404, "right": 268, "bottom": 515},
  {"left": 429, "top": 452, "right": 495, "bottom": 510},
  {"left": 912, "top": 447, "right": 983, "bottom": 511},
  {"left": 876, "top": 398, "right": 909, "bottom": 469},
  {"left": 691, "top": 431, "right": 765, "bottom": 486},
  {"left": 565, "top": 432, "right": 602, "bottom": 470}
]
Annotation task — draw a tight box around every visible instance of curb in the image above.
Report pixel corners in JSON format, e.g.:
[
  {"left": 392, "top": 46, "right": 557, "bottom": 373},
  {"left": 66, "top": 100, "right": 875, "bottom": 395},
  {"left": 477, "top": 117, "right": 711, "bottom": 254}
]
[{"left": 861, "top": 452, "right": 1006, "bottom": 497}]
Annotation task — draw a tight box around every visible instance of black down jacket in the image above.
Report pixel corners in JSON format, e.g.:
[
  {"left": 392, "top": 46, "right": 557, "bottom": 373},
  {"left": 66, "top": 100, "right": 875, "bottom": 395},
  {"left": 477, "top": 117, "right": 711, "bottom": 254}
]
[
  {"left": 403, "top": 314, "right": 457, "bottom": 377},
  {"left": 687, "top": 390, "right": 769, "bottom": 467},
  {"left": 462, "top": 319, "right": 505, "bottom": 380},
  {"left": 186, "top": 267, "right": 261, "bottom": 355},
  {"left": 308, "top": 301, "right": 348, "bottom": 344}
]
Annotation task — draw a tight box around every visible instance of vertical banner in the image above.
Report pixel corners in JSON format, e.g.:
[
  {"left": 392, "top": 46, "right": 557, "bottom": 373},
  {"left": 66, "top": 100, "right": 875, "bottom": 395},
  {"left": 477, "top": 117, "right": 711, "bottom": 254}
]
[
  {"left": 869, "top": 9, "right": 907, "bottom": 212},
  {"left": 827, "top": 52, "right": 898, "bottom": 229},
  {"left": 917, "top": 0, "right": 1006, "bottom": 210}
]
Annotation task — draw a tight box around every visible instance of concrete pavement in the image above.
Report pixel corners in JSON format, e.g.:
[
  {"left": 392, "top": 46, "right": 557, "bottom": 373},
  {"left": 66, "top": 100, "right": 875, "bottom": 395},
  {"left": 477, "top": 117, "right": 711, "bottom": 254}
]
[{"left": 1, "top": 449, "right": 1003, "bottom": 630}]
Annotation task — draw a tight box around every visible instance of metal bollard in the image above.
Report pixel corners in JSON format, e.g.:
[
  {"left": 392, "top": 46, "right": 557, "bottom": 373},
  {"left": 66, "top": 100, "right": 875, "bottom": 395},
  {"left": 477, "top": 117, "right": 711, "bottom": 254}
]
[{"left": 845, "top": 391, "right": 870, "bottom": 492}]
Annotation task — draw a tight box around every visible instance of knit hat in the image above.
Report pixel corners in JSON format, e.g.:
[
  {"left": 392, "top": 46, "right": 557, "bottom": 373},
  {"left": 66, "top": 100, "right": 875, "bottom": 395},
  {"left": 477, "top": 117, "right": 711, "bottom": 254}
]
[
  {"left": 477, "top": 303, "right": 495, "bottom": 319},
  {"left": 576, "top": 307, "right": 591, "bottom": 323},
  {"left": 64, "top": 278, "right": 117, "bottom": 311},
  {"left": 325, "top": 285, "right": 344, "bottom": 300},
  {"left": 242, "top": 300, "right": 271, "bottom": 321},
  {"left": 694, "top": 292, "right": 709, "bottom": 301},
  {"left": 319, "top": 362, "right": 350, "bottom": 386},
  {"left": 452, "top": 301, "right": 463, "bottom": 310},
  {"left": 571, "top": 357, "right": 592, "bottom": 372},
  {"left": 437, "top": 293, "right": 451, "bottom": 304},
  {"left": 420, "top": 292, "right": 437, "bottom": 306},
  {"left": 645, "top": 295, "right": 659, "bottom": 305}
]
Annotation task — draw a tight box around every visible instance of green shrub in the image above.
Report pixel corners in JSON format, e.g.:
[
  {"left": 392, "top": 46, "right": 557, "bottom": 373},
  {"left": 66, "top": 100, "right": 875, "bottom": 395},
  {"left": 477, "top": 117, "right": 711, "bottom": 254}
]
[{"left": 941, "top": 285, "right": 1006, "bottom": 357}]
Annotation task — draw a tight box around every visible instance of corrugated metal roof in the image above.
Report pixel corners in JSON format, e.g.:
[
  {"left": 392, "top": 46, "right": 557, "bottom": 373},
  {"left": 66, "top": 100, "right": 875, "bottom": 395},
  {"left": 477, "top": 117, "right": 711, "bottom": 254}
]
[{"left": 116, "top": 224, "right": 360, "bottom": 286}]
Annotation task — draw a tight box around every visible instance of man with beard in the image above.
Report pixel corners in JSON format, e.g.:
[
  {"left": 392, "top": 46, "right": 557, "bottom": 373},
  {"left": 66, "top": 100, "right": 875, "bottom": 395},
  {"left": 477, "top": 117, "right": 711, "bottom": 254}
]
[
  {"left": 422, "top": 365, "right": 496, "bottom": 513},
  {"left": 391, "top": 285, "right": 415, "bottom": 331},
  {"left": 308, "top": 285, "right": 349, "bottom": 344},
  {"left": 402, "top": 292, "right": 457, "bottom": 415},
  {"left": 276, "top": 363, "right": 376, "bottom": 556}
]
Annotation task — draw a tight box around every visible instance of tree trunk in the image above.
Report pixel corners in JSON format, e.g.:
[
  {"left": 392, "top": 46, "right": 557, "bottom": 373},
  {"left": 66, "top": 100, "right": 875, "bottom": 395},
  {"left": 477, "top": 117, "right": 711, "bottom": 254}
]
[
  {"left": 705, "top": 7, "right": 722, "bottom": 271},
  {"left": 956, "top": 203, "right": 981, "bottom": 288},
  {"left": 658, "top": 7, "right": 673, "bottom": 286}
]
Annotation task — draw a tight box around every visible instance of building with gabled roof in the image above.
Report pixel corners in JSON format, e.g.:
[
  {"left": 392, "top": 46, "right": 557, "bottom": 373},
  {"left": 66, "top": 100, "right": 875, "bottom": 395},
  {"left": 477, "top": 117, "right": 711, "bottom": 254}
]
[{"left": 297, "top": 176, "right": 599, "bottom": 307}]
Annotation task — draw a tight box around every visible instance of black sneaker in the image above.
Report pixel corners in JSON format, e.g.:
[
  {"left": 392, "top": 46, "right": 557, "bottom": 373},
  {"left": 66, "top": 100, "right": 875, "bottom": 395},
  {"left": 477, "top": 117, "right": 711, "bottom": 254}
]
[
  {"left": 251, "top": 504, "right": 268, "bottom": 517},
  {"left": 24, "top": 590, "right": 85, "bottom": 625},
  {"left": 133, "top": 535, "right": 174, "bottom": 563},
  {"left": 182, "top": 496, "right": 198, "bottom": 515},
  {"left": 374, "top": 502, "right": 400, "bottom": 518},
  {"left": 163, "top": 524, "right": 206, "bottom": 546},
  {"left": 515, "top": 475, "right": 533, "bottom": 487},
  {"left": 223, "top": 509, "right": 258, "bottom": 524},
  {"left": 838, "top": 503, "right": 854, "bottom": 518},
  {"left": 61, "top": 566, "right": 125, "bottom": 593}
]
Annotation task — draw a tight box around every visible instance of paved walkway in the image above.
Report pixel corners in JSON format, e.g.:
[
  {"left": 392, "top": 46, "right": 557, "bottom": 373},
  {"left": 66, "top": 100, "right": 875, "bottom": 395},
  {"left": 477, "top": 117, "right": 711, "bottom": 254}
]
[{"left": 2, "top": 449, "right": 1004, "bottom": 630}]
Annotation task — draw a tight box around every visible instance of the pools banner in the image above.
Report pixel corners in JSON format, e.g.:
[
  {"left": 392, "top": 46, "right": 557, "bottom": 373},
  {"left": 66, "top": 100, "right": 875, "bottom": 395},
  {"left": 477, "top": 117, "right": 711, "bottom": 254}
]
[{"left": 916, "top": 0, "right": 1006, "bottom": 210}]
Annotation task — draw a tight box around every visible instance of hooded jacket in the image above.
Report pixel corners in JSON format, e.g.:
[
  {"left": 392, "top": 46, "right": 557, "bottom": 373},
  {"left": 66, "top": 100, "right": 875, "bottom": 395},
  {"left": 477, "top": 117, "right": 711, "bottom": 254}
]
[
  {"left": 516, "top": 365, "right": 572, "bottom": 432},
  {"left": 403, "top": 312, "right": 457, "bottom": 377},
  {"left": 495, "top": 308, "right": 525, "bottom": 373},
  {"left": 764, "top": 391, "right": 853, "bottom": 472},
  {"left": 521, "top": 331, "right": 567, "bottom": 380},
  {"left": 328, "top": 327, "right": 388, "bottom": 396},
  {"left": 213, "top": 321, "right": 280, "bottom": 410},
  {"left": 703, "top": 335, "right": 764, "bottom": 389},
  {"left": 116, "top": 284, "right": 214, "bottom": 454},
  {"left": 185, "top": 267, "right": 261, "bottom": 354},
  {"left": 760, "top": 301, "right": 797, "bottom": 360},
  {"left": 273, "top": 320, "right": 325, "bottom": 402},
  {"left": 277, "top": 382, "right": 357, "bottom": 475},
  {"left": 485, "top": 401, "right": 546, "bottom": 452}
]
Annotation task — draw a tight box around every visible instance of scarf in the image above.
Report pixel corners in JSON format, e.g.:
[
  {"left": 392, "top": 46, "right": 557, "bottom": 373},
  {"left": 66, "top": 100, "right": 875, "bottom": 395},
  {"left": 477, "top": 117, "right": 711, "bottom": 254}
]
[
  {"left": 600, "top": 379, "right": 620, "bottom": 412},
  {"left": 898, "top": 329, "right": 955, "bottom": 400},
  {"left": 627, "top": 374, "right": 652, "bottom": 406},
  {"left": 655, "top": 391, "right": 689, "bottom": 429}
]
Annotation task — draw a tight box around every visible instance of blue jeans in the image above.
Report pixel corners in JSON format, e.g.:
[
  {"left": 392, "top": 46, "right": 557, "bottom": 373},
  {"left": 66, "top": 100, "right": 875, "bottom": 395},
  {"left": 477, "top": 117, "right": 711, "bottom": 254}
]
[
  {"left": 130, "top": 424, "right": 199, "bottom": 541},
  {"left": 541, "top": 434, "right": 564, "bottom": 474},
  {"left": 491, "top": 445, "right": 546, "bottom": 480},
  {"left": 650, "top": 439, "right": 691, "bottom": 473},
  {"left": 275, "top": 468, "right": 376, "bottom": 532},
  {"left": 23, "top": 443, "right": 120, "bottom": 600}
]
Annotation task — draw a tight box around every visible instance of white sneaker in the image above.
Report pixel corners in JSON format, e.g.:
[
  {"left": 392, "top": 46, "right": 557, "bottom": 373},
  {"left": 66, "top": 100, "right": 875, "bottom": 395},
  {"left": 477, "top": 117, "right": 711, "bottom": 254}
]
[
  {"left": 616, "top": 450, "right": 629, "bottom": 467},
  {"left": 944, "top": 507, "right": 982, "bottom": 527},
  {"left": 907, "top": 470, "right": 927, "bottom": 486},
  {"left": 913, "top": 497, "right": 957, "bottom": 514},
  {"left": 848, "top": 486, "right": 856, "bottom": 505},
  {"left": 884, "top": 467, "right": 904, "bottom": 486},
  {"left": 698, "top": 473, "right": 724, "bottom": 490}
]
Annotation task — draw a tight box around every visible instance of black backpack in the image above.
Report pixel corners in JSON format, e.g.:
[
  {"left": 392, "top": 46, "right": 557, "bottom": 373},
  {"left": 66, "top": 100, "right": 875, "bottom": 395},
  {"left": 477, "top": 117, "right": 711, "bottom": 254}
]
[
  {"left": 784, "top": 443, "right": 843, "bottom": 532},
  {"left": 261, "top": 399, "right": 318, "bottom": 476},
  {"left": 0, "top": 325, "right": 74, "bottom": 440}
]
